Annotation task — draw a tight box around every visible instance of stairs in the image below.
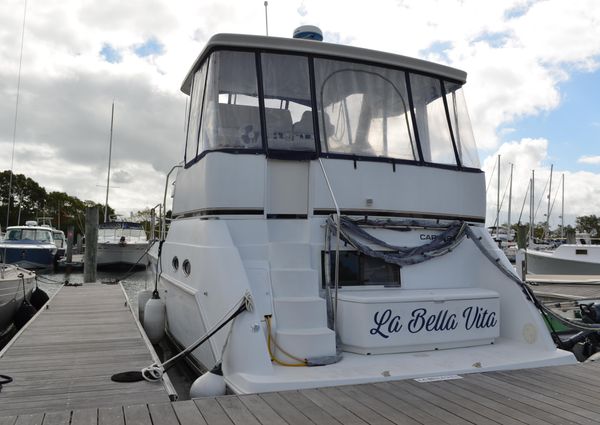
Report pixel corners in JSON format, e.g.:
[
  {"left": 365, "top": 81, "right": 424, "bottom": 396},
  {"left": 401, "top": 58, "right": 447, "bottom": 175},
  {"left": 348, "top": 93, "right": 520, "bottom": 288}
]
[{"left": 268, "top": 238, "right": 336, "bottom": 362}]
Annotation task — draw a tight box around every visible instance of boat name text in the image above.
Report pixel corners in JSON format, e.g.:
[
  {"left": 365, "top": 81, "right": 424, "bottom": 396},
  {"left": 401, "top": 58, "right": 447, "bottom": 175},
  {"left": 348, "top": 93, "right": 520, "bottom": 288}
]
[{"left": 370, "top": 306, "right": 498, "bottom": 339}]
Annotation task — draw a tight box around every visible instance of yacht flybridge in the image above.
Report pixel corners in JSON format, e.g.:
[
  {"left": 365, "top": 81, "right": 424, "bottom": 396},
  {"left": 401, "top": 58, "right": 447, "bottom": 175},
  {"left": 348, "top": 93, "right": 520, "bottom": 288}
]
[{"left": 156, "top": 32, "right": 575, "bottom": 394}]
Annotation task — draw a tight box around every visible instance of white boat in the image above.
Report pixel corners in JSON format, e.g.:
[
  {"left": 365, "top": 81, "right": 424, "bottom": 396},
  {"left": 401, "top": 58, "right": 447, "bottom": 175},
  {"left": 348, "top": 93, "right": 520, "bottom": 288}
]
[
  {"left": 523, "top": 233, "right": 600, "bottom": 275},
  {"left": 0, "top": 264, "right": 35, "bottom": 333},
  {"left": 97, "top": 220, "right": 149, "bottom": 267},
  {"left": 152, "top": 31, "right": 575, "bottom": 394},
  {"left": 0, "top": 222, "right": 58, "bottom": 269}
]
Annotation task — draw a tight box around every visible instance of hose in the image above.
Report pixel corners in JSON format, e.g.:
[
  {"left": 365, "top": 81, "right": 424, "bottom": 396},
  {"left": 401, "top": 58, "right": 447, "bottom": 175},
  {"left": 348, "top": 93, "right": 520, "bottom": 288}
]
[{"left": 264, "top": 315, "right": 307, "bottom": 367}]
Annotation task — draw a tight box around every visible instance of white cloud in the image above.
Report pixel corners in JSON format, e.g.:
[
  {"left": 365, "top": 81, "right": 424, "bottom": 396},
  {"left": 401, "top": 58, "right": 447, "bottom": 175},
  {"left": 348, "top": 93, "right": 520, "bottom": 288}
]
[
  {"left": 484, "top": 139, "right": 600, "bottom": 228},
  {"left": 0, "top": 0, "right": 599, "bottom": 217},
  {"left": 578, "top": 156, "right": 600, "bottom": 165}
]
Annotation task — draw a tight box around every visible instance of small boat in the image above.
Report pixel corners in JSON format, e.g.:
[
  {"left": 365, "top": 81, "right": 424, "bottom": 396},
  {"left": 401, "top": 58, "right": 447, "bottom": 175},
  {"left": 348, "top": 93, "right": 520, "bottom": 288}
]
[
  {"left": 150, "top": 28, "right": 575, "bottom": 395},
  {"left": 522, "top": 234, "right": 600, "bottom": 275},
  {"left": 0, "top": 264, "right": 35, "bottom": 333},
  {"left": 97, "top": 220, "right": 149, "bottom": 267},
  {"left": 0, "top": 221, "right": 58, "bottom": 269},
  {"left": 51, "top": 228, "right": 67, "bottom": 259}
]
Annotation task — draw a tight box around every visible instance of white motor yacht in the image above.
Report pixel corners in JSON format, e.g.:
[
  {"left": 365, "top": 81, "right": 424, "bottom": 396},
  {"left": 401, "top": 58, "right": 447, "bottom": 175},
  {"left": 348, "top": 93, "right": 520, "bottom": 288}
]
[
  {"left": 97, "top": 220, "right": 149, "bottom": 267},
  {"left": 522, "top": 233, "right": 600, "bottom": 276},
  {"left": 153, "top": 31, "right": 575, "bottom": 394}
]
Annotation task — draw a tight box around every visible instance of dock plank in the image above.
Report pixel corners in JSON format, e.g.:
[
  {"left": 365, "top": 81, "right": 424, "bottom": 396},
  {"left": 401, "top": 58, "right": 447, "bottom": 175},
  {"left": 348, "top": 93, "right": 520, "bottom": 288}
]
[
  {"left": 0, "top": 284, "right": 170, "bottom": 416},
  {"left": 147, "top": 402, "right": 180, "bottom": 425},
  {"left": 70, "top": 408, "right": 97, "bottom": 425},
  {"left": 172, "top": 400, "right": 207, "bottom": 425},
  {"left": 40, "top": 411, "right": 70, "bottom": 425},
  {"left": 237, "top": 395, "right": 287, "bottom": 425}
]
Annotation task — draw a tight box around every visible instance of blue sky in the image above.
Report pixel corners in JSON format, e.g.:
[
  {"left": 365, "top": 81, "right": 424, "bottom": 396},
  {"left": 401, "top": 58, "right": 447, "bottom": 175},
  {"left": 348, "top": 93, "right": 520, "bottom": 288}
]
[{"left": 497, "top": 67, "right": 600, "bottom": 172}]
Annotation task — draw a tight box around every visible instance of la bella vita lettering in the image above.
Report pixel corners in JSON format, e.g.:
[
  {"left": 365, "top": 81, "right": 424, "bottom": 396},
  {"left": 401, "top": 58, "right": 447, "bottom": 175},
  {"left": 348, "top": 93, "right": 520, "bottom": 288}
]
[{"left": 370, "top": 306, "right": 498, "bottom": 339}]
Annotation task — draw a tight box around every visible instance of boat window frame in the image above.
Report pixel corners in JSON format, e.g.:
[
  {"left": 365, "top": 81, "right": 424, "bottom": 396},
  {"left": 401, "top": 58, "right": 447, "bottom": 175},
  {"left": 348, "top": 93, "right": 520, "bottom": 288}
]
[{"left": 182, "top": 45, "right": 481, "bottom": 174}]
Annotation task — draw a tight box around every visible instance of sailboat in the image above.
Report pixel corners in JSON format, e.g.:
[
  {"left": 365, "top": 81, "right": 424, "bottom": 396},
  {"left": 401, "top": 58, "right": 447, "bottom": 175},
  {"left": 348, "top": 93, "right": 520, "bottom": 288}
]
[{"left": 96, "top": 103, "right": 149, "bottom": 268}]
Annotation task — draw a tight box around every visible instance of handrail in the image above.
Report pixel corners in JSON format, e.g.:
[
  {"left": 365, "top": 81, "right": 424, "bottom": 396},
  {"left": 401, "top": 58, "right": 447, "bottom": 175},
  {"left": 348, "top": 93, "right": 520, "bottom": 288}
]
[
  {"left": 162, "top": 165, "right": 183, "bottom": 241},
  {"left": 318, "top": 158, "right": 341, "bottom": 334}
]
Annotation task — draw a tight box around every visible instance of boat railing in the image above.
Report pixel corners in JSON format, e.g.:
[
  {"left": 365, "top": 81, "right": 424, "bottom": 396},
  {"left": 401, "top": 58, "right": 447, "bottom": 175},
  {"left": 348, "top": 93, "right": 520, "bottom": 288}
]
[
  {"left": 160, "top": 165, "right": 183, "bottom": 241},
  {"left": 318, "top": 158, "right": 341, "bottom": 335}
]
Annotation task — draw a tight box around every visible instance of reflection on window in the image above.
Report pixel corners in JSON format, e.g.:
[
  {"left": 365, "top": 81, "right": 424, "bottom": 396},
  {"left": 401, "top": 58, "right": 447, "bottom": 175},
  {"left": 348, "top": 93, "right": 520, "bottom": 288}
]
[
  {"left": 314, "top": 59, "right": 416, "bottom": 160},
  {"left": 261, "top": 54, "right": 316, "bottom": 151},
  {"left": 200, "top": 51, "right": 261, "bottom": 151},
  {"left": 185, "top": 62, "right": 208, "bottom": 164},
  {"left": 444, "top": 82, "right": 480, "bottom": 168},
  {"left": 410, "top": 74, "right": 456, "bottom": 165},
  {"left": 329, "top": 251, "right": 400, "bottom": 286}
]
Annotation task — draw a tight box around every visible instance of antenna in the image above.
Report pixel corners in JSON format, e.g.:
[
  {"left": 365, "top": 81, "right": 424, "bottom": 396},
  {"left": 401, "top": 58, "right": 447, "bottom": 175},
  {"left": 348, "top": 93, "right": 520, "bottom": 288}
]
[{"left": 264, "top": 1, "right": 269, "bottom": 36}]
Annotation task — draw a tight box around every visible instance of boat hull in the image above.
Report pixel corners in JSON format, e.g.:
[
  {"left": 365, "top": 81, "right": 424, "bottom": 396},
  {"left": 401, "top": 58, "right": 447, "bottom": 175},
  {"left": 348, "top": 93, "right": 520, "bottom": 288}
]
[
  {"left": 0, "top": 266, "right": 35, "bottom": 332},
  {"left": 0, "top": 244, "right": 57, "bottom": 269},
  {"left": 527, "top": 248, "right": 600, "bottom": 275},
  {"left": 97, "top": 242, "right": 149, "bottom": 267}
]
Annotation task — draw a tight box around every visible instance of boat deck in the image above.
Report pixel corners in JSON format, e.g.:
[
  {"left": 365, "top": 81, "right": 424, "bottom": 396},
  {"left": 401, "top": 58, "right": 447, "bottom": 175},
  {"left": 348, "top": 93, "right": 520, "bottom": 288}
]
[
  {"left": 2, "top": 362, "right": 600, "bottom": 424},
  {"left": 0, "top": 283, "right": 172, "bottom": 417}
]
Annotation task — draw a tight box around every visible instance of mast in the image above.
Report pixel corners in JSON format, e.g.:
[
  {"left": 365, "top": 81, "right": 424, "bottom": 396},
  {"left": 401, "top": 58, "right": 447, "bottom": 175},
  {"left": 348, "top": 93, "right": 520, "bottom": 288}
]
[
  {"left": 530, "top": 170, "right": 535, "bottom": 243},
  {"left": 561, "top": 173, "right": 565, "bottom": 239},
  {"left": 496, "top": 155, "right": 500, "bottom": 238},
  {"left": 507, "top": 163, "right": 513, "bottom": 241},
  {"left": 104, "top": 102, "right": 114, "bottom": 223},
  {"left": 546, "top": 164, "right": 553, "bottom": 238}
]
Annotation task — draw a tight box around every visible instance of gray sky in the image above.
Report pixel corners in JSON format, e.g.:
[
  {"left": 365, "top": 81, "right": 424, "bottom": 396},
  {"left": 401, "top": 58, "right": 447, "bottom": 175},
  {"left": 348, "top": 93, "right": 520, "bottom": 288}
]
[{"left": 1, "top": 0, "right": 599, "bottom": 226}]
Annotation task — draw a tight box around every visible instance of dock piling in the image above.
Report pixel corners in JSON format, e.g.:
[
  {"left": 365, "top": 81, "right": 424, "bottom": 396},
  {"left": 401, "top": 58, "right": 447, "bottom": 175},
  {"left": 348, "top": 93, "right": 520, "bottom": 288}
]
[{"left": 83, "top": 206, "right": 98, "bottom": 282}]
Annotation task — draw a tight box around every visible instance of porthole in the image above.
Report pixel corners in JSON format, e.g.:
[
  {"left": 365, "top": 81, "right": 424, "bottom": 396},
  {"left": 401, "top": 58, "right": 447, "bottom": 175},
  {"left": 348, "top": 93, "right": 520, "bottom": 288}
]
[
  {"left": 182, "top": 259, "right": 191, "bottom": 276},
  {"left": 172, "top": 256, "right": 179, "bottom": 271}
]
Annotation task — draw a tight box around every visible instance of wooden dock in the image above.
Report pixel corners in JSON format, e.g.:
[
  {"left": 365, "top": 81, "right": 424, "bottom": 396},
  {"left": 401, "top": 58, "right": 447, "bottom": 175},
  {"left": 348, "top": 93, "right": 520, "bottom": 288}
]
[
  {"left": 0, "top": 283, "right": 172, "bottom": 417},
  {"left": 4, "top": 280, "right": 600, "bottom": 424},
  {"left": 2, "top": 361, "right": 600, "bottom": 424}
]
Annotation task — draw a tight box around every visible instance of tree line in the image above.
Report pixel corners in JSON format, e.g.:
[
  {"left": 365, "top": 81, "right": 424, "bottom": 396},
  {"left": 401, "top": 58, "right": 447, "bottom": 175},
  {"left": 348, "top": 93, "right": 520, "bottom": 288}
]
[{"left": 0, "top": 170, "right": 114, "bottom": 234}]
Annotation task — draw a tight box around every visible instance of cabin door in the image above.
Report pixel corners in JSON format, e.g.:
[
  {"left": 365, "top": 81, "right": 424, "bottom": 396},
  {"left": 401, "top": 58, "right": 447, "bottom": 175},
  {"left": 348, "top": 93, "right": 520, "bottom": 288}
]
[{"left": 266, "top": 159, "right": 309, "bottom": 217}]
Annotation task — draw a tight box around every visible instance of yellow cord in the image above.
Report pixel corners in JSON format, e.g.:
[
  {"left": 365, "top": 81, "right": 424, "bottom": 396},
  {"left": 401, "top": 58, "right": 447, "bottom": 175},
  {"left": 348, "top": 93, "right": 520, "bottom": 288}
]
[{"left": 265, "top": 316, "right": 307, "bottom": 367}]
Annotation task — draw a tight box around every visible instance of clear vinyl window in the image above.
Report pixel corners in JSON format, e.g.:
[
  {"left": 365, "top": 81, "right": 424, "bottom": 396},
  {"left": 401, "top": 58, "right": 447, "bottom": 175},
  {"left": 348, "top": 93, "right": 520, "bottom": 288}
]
[
  {"left": 261, "top": 53, "right": 316, "bottom": 152},
  {"left": 200, "top": 51, "right": 262, "bottom": 151},
  {"left": 314, "top": 59, "right": 417, "bottom": 161}
]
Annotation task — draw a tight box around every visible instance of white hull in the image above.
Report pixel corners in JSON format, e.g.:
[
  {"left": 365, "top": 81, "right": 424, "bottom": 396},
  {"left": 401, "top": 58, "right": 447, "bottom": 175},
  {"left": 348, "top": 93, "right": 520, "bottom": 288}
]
[
  {"left": 0, "top": 265, "right": 35, "bottom": 332},
  {"left": 154, "top": 218, "right": 574, "bottom": 394},
  {"left": 526, "top": 245, "right": 600, "bottom": 275},
  {"left": 97, "top": 242, "right": 149, "bottom": 266}
]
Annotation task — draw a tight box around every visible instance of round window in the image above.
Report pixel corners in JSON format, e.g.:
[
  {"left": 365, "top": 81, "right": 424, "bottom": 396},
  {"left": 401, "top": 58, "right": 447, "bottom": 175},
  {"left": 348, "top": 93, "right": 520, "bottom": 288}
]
[
  {"left": 172, "top": 256, "right": 179, "bottom": 271},
  {"left": 182, "top": 259, "right": 191, "bottom": 276}
]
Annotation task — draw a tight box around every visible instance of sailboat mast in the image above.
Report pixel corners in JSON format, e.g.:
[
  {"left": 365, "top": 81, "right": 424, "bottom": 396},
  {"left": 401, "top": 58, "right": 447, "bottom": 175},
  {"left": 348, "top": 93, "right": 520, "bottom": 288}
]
[
  {"left": 546, "top": 164, "right": 553, "bottom": 238},
  {"left": 104, "top": 102, "right": 114, "bottom": 223},
  {"left": 507, "top": 163, "right": 513, "bottom": 240},
  {"left": 496, "top": 155, "right": 500, "bottom": 237},
  {"left": 530, "top": 170, "right": 535, "bottom": 243},
  {"left": 561, "top": 173, "right": 565, "bottom": 239}
]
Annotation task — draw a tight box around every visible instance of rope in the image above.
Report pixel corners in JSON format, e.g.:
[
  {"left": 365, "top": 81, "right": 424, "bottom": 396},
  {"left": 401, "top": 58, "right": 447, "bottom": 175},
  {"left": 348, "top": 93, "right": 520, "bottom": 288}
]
[
  {"left": 111, "top": 292, "right": 252, "bottom": 383},
  {"left": 464, "top": 226, "right": 600, "bottom": 339},
  {"left": 112, "top": 239, "right": 157, "bottom": 283},
  {"left": 0, "top": 375, "right": 13, "bottom": 392}
]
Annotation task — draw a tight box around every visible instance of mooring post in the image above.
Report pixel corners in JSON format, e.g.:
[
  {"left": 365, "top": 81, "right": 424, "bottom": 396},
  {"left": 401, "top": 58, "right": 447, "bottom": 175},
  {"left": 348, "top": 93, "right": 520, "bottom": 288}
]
[
  {"left": 76, "top": 233, "right": 83, "bottom": 254},
  {"left": 66, "top": 225, "right": 74, "bottom": 263},
  {"left": 84, "top": 206, "right": 98, "bottom": 283}
]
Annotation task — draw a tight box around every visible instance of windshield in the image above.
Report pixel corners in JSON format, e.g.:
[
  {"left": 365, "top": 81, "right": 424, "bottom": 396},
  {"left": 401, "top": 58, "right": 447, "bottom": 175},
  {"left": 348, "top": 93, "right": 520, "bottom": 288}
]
[
  {"left": 185, "top": 49, "right": 480, "bottom": 169},
  {"left": 6, "top": 228, "right": 52, "bottom": 242}
]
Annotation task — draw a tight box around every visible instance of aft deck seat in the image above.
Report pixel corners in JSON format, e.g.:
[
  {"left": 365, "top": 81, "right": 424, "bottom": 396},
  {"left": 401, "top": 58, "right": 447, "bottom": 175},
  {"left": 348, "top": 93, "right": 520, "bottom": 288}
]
[{"left": 213, "top": 103, "right": 262, "bottom": 148}]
